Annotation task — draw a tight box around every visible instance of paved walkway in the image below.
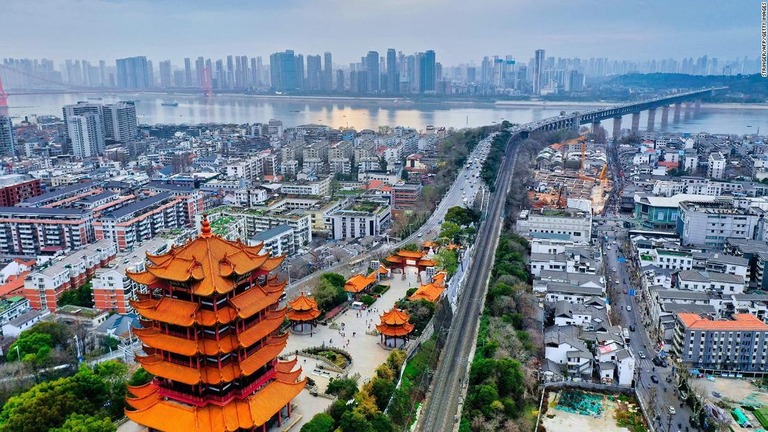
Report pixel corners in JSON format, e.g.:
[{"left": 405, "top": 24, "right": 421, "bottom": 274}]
[{"left": 280, "top": 266, "right": 422, "bottom": 430}]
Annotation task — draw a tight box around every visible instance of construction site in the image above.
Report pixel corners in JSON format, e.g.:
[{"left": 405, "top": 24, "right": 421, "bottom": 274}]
[{"left": 529, "top": 136, "right": 612, "bottom": 214}]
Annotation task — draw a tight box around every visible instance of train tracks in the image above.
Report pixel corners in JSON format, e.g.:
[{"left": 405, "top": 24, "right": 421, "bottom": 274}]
[{"left": 417, "top": 134, "right": 521, "bottom": 431}]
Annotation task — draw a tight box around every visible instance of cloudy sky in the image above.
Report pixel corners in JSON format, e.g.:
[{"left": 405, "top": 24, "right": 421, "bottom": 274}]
[{"left": 1, "top": 0, "right": 760, "bottom": 66}]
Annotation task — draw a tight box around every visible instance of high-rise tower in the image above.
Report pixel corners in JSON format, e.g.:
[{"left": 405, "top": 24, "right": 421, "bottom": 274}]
[
  {"left": 366, "top": 51, "right": 380, "bottom": 93},
  {"left": 533, "top": 49, "right": 545, "bottom": 96},
  {"left": 386, "top": 49, "right": 398, "bottom": 94}
]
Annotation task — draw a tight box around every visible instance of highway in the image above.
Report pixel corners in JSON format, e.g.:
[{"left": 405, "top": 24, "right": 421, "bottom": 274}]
[{"left": 418, "top": 131, "right": 520, "bottom": 431}]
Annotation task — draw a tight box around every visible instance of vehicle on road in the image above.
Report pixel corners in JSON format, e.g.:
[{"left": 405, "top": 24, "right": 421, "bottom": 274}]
[
  {"left": 668, "top": 406, "right": 676, "bottom": 415},
  {"left": 629, "top": 325, "right": 635, "bottom": 332},
  {"left": 651, "top": 375, "right": 659, "bottom": 383},
  {"left": 639, "top": 352, "right": 646, "bottom": 359},
  {"left": 626, "top": 305, "right": 632, "bottom": 311}
]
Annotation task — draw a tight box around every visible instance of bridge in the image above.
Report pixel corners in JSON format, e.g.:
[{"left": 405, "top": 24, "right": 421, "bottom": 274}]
[{"left": 520, "top": 87, "right": 728, "bottom": 138}]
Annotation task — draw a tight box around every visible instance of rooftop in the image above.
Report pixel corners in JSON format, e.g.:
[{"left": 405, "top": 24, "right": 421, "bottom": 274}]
[{"left": 677, "top": 313, "right": 768, "bottom": 331}]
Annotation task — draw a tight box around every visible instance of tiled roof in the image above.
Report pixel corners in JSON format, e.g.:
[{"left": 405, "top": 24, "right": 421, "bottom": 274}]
[
  {"left": 408, "top": 282, "right": 445, "bottom": 303},
  {"left": 126, "top": 376, "right": 306, "bottom": 431},
  {"left": 677, "top": 313, "right": 768, "bottom": 331},
  {"left": 287, "top": 293, "right": 321, "bottom": 322},
  {"left": 344, "top": 273, "right": 376, "bottom": 293}
]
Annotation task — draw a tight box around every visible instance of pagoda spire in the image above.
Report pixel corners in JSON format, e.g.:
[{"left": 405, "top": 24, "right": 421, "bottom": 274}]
[{"left": 200, "top": 214, "right": 212, "bottom": 238}]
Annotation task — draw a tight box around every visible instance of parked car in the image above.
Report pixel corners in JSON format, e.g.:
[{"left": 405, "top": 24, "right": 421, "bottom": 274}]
[
  {"left": 626, "top": 305, "right": 632, "bottom": 311},
  {"left": 651, "top": 375, "right": 659, "bottom": 383},
  {"left": 629, "top": 325, "right": 636, "bottom": 332}
]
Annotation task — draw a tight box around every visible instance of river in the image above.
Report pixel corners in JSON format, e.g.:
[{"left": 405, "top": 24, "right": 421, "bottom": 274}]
[{"left": 6, "top": 92, "right": 768, "bottom": 135}]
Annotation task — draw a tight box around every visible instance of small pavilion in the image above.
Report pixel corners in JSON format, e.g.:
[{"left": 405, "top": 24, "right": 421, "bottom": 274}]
[
  {"left": 376, "top": 308, "right": 414, "bottom": 349},
  {"left": 408, "top": 271, "right": 447, "bottom": 303},
  {"left": 287, "top": 292, "right": 321, "bottom": 334},
  {"left": 344, "top": 272, "right": 377, "bottom": 298}
]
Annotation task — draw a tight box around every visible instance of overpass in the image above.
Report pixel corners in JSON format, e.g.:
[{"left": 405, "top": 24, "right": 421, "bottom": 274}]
[{"left": 519, "top": 87, "right": 728, "bottom": 138}]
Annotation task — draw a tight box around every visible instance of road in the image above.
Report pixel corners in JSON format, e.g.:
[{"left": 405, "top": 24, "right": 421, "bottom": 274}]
[
  {"left": 417, "top": 132, "right": 520, "bottom": 431},
  {"left": 602, "top": 222, "right": 694, "bottom": 431},
  {"left": 285, "top": 134, "right": 496, "bottom": 299}
]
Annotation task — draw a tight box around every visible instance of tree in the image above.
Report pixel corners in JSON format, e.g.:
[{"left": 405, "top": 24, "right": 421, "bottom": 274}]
[
  {"left": 320, "top": 272, "right": 346, "bottom": 289},
  {"left": 326, "top": 378, "right": 358, "bottom": 400},
  {"left": 58, "top": 282, "right": 94, "bottom": 308},
  {"left": 339, "top": 411, "right": 373, "bottom": 432},
  {"left": 128, "top": 368, "right": 154, "bottom": 387},
  {"left": 368, "top": 378, "right": 395, "bottom": 411},
  {"left": 444, "top": 206, "right": 479, "bottom": 226},
  {"left": 314, "top": 279, "right": 347, "bottom": 311},
  {"left": 49, "top": 414, "right": 116, "bottom": 432},
  {"left": 435, "top": 249, "right": 459, "bottom": 275},
  {"left": 300, "top": 413, "right": 335, "bottom": 432},
  {"left": 7, "top": 332, "right": 53, "bottom": 362}
]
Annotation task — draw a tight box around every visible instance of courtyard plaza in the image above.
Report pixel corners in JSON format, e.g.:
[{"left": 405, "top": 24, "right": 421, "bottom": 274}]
[{"left": 278, "top": 265, "right": 423, "bottom": 430}]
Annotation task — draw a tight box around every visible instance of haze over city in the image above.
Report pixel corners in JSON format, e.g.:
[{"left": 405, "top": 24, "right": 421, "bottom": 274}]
[{"left": 0, "top": 0, "right": 759, "bottom": 64}]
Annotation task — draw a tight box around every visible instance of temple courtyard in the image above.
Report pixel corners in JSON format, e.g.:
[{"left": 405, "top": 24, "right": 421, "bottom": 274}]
[{"left": 275, "top": 266, "right": 423, "bottom": 431}]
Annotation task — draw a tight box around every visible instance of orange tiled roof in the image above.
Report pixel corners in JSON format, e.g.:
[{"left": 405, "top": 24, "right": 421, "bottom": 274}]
[
  {"left": 344, "top": 273, "right": 376, "bottom": 293},
  {"left": 418, "top": 259, "right": 437, "bottom": 267},
  {"left": 380, "top": 308, "right": 410, "bottom": 326},
  {"left": 408, "top": 282, "right": 445, "bottom": 303},
  {"left": 395, "top": 250, "right": 425, "bottom": 259},
  {"left": 230, "top": 283, "right": 285, "bottom": 319},
  {"left": 677, "top": 313, "right": 768, "bottom": 331},
  {"left": 132, "top": 297, "right": 198, "bottom": 327},
  {"left": 125, "top": 378, "right": 306, "bottom": 432},
  {"left": 129, "top": 217, "right": 283, "bottom": 296},
  {"left": 237, "top": 309, "right": 286, "bottom": 347},
  {"left": 0, "top": 271, "right": 29, "bottom": 297},
  {"left": 288, "top": 292, "right": 318, "bottom": 312},
  {"left": 376, "top": 320, "right": 414, "bottom": 337},
  {"left": 385, "top": 255, "right": 404, "bottom": 264},
  {"left": 136, "top": 336, "right": 287, "bottom": 385},
  {"left": 378, "top": 264, "right": 390, "bottom": 275},
  {"left": 422, "top": 241, "right": 437, "bottom": 248},
  {"left": 432, "top": 271, "right": 447, "bottom": 285},
  {"left": 287, "top": 293, "right": 321, "bottom": 322}
]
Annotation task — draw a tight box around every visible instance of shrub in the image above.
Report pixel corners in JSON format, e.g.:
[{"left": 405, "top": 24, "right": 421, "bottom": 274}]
[{"left": 361, "top": 294, "right": 376, "bottom": 306}]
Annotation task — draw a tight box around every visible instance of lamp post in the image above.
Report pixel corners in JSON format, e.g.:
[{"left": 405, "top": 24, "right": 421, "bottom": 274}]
[{"left": 15, "top": 345, "right": 20, "bottom": 362}]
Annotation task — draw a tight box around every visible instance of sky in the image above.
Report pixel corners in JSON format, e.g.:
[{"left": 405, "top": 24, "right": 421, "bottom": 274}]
[{"left": 0, "top": 0, "right": 761, "bottom": 66}]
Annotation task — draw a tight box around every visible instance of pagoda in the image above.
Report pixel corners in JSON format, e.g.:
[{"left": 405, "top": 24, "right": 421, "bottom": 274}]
[
  {"left": 376, "top": 308, "right": 414, "bottom": 349},
  {"left": 286, "top": 292, "right": 321, "bottom": 334},
  {"left": 124, "top": 216, "right": 306, "bottom": 432}
]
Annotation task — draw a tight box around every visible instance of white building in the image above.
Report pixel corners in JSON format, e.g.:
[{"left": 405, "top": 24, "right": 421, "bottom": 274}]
[
  {"left": 707, "top": 152, "right": 726, "bottom": 180},
  {"left": 251, "top": 225, "right": 295, "bottom": 257},
  {"left": 516, "top": 208, "right": 592, "bottom": 243},
  {"left": 67, "top": 113, "right": 105, "bottom": 158},
  {"left": 330, "top": 201, "right": 391, "bottom": 240}
]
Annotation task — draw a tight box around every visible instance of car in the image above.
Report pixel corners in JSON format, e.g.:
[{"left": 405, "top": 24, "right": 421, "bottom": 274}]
[
  {"left": 668, "top": 406, "right": 676, "bottom": 415},
  {"left": 417, "top": 233, "right": 422, "bottom": 238},
  {"left": 626, "top": 305, "right": 632, "bottom": 311},
  {"left": 629, "top": 325, "right": 636, "bottom": 332},
  {"left": 652, "top": 357, "right": 662, "bottom": 366},
  {"left": 639, "top": 352, "right": 647, "bottom": 359},
  {"left": 651, "top": 375, "right": 659, "bottom": 383}
]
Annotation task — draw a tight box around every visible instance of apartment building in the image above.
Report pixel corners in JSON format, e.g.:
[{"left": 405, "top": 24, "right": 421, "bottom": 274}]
[
  {"left": 673, "top": 313, "right": 768, "bottom": 373},
  {"left": 91, "top": 238, "right": 169, "bottom": 313},
  {"left": 516, "top": 208, "right": 592, "bottom": 242},
  {"left": 0, "top": 207, "right": 95, "bottom": 256},
  {"left": 677, "top": 200, "right": 762, "bottom": 248},
  {"left": 23, "top": 239, "right": 116, "bottom": 312},
  {"left": 330, "top": 200, "right": 391, "bottom": 240},
  {"left": 94, "top": 192, "right": 186, "bottom": 251}
]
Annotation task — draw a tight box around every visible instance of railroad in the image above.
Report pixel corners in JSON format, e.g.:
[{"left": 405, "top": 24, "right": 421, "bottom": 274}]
[{"left": 418, "top": 131, "right": 521, "bottom": 431}]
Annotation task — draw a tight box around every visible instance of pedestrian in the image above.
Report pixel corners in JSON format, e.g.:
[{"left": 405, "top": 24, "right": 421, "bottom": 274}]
[{"left": 353, "top": 332, "right": 356, "bottom": 337}]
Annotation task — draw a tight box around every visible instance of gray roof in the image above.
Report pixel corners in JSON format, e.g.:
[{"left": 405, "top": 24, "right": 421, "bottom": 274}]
[
  {"left": 77, "top": 191, "right": 117, "bottom": 203},
  {"left": 531, "top": 252, "right": 566, "bottom": 262},
  {"left": 545, "top": 325, "right": 591, "bottom": 355},
  {"left": 662, "top": 303, "right": 717, "bottom": 315},
  {"left": 6, "top": 309, "right": 45, "bottom": 327},
  {"left": 95, "top": 313, "right": 139, "bottom": 337},
  {"left": 656, "top": 289, "right": 711, "bottom": 301},
  {"left": 0, "top": 207, "right": 89, "bottom": 216},
  {"left": 144, "top": 181, "right": 196, "bottom": 192},
  {"left": 251, "top": 224, "right": 293, "bottom": 241},
  {"left": 678, "top": 270, "right": 709, "bottom": 283},
  {"left": 21, "top": 181, "right": 94, "bottom": 205},
  {"left": 538, "top": 270, "right": 603, "bottom": 286},
  {"left": 102, "top": 192, "right": 173, "bottom": 219},
  {"left": 546, "top": 282, "right": 603, "bottom": 296}
]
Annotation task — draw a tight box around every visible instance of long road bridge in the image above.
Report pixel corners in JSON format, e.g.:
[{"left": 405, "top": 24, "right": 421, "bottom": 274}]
[
  {"left": 417, "top": 86, "right": 727, "bottom": 432},
  {"left": 521, "top": 86, "right": 728, "bottom": 138}
]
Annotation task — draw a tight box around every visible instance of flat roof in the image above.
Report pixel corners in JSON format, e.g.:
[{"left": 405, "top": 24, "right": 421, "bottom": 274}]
[
  {"left": 102, "top": 192, "right": 173, "bottom": 219},
  {"left": 21, "top": 181, "right": 94, "bottom": 205},
  {"left": 251, "top": 224, "right": 293, "bottom": 241},
  {"left": 678, "top": 313, "right": 768, "bottom": 332},
  {"left": 635, "top": 193, "right": 717, "bottom": 208},
  {"left": 0, "top": 207, "right": 89, "bottom": 216}
]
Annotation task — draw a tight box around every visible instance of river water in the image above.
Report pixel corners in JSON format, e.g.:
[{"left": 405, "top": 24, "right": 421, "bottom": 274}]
[{"left": 6, "top": 92, "right": 768, "bottom": 135}]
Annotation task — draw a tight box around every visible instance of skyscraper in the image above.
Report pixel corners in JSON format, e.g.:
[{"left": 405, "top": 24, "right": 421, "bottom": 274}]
[
  {"left": 533, "top": 49, "right": 545, "bottom": 96},
  {"left": 323, "top": 52, "right": 333, "bottom": 91},
  {"left": 67, "top": 113, "right": 104, "bottom": 158},
  {"left": 295, "top": 54, "right": 305, "bottom": 90},
  {"left": 306, "top": 55, "right": 322, "bottom": 91},
  {"left": 115, "top": 56, "right": 150, "bottom": 89},
  {"left": 195, "top": 57, "right": 205, "bottom": 87},
  {"left": 183, "top": 57, "right": 192, "bottom": 87},
  {"left": 269, "top": 50, "right": 298, "bottom": 92},
  {"left": 386, "top": 49, "right": 398, "bottom": 94},
  {"left": 158, "top": 60, "right": 172, "bottom": 88},
  {"left": 62, "top": 102, "right": 103, "bottom": 145},
  {"left": 102, "top": 101, "right": 137, "bottom": 143},
  {"left": 366, "top": 51, "right": 380, "bottom": 93},
  {"left": 0, "top": 116, "right": 15, "bottom": 158},
  {"left": 419, "top": 50, "right": 436, "bottom": 93},
  {"left": 226, "top": 55, "right": 234, "bottom": 89}
]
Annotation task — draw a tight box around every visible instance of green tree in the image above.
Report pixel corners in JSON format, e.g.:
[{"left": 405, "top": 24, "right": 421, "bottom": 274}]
[
  {"left": 300, "top": 413, "right": 335, "bottom": 432},
  {"left": 7, "top": 332, "right": 53, "bottom": 362},
  {"left": 326, "top": 378, "right": 358, "bottom": 400},
  {"left": 444, "top": 206, "right": 479, "bottom": 226},
  {"left": 0, "top": 366, "right": 110, "bottom": 432},
  {"left": 50, "top": 414, "right": 116, "bottom": 432},
  {"left": 102, "top": 336, "right": 119, "bottom": 351},
  {"left": 314, "top": 279, "right": 347, "bottom": 311},
  {"left": 320, "top": 272, "right": 346, "bottom": 289},
  {"left": 369, "top": 378, "right": 395, "bottom": 411},
  {"left": 439, "top": 221, "right": 462, "bottom": 245},
  {"left": 435, "top": 249, "right": 459, "bottom": 275},
  {"left": 339, "top": 411, "right": 373, "bottom": 432},
  {"left": 128, "top": 367, "right": 154, "bottom": 387},
  {"left": 58, "top": 282, "right": 95, "bottom": 308}
]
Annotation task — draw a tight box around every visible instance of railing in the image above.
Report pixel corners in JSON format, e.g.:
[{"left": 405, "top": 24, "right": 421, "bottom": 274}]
[{"left": 157, "top": 369, "right": 276, "bottom": 407}]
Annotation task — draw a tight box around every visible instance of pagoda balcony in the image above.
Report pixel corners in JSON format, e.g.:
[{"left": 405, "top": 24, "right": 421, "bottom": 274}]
[{"left": 157, "top": 369, "right": 277, "bottom": 407}]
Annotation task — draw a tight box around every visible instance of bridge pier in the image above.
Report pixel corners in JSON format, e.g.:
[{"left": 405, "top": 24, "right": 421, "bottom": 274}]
[
  {"left": 572, "top": 114, "right": 581, "bottom": 131},
  {"left": 660, "top": 106, "right": 669, "bottom": 130},
  {"left": 684, "top": 102, "right": 692, "bottom": 120},
  {"left": 612, "top": 117, "right": 622, "bottom": 140},
  {"left": 631, "top": 113, "right": 640, "bottom": 135},
  {"left": 694, "top": 99, "right": 701, "bottom": 116},
  {"left": 646, "top": 108, "right": 656, "bottom": 132},
  {"left": 674, "top": 103, "right": 681, "bottom": 123},
  {"left": 591, "top": 121, "right": 600, "bottom": 134}
]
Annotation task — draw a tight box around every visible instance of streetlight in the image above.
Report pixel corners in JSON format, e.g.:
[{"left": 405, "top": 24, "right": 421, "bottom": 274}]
[{"left": 15, "top": 345, "right": 20, "bottom": 362}]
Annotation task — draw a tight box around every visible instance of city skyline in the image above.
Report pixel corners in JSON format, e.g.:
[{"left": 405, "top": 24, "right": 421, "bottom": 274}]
[{"left": 1, "top": 0, "right": 759, "bottom": 65}]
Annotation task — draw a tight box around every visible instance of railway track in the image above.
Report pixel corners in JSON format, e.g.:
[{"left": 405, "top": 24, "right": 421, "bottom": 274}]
[{"left": 418, "top": 133, "right": 521, "bottom": 431}]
